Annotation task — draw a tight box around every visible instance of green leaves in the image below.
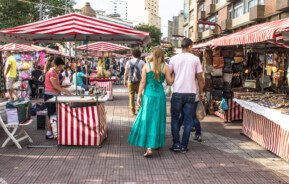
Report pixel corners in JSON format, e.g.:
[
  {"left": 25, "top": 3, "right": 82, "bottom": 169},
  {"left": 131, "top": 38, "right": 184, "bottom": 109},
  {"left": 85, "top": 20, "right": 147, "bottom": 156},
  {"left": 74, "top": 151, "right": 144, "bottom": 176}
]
[{"left": 134, "top": 24, "right": 162, "bottom": 48}]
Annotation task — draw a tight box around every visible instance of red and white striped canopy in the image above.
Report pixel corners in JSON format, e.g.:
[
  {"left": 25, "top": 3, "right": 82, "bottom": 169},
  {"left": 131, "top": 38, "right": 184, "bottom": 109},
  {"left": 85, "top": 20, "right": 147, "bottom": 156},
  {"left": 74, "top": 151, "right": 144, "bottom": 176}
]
[
  {"left": 0, "top": 43, "right": 41, "bottom": 52},
  {"left": 77, "top": 42, "right": 131, "bottom": 52},
  {"left": 0, "top": 13, "right": 150, "bottom": 44},
  {"left": 211, "top": 17, "right": 289, "bottom": 46}
]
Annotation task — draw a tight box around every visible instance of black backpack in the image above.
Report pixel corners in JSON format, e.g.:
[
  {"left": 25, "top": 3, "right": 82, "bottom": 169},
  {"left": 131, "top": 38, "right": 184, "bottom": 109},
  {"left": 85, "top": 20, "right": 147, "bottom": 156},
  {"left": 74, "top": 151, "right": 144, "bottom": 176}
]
[{"left": 129, "top": 59, "right": 141, "bottom": 83}]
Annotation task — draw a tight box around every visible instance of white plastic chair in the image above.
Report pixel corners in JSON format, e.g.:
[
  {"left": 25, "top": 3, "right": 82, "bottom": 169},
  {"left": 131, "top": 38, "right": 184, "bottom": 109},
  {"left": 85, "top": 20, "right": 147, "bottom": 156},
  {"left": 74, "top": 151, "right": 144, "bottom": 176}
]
[{"left": 0, "top": 102, "right": 33, "bottom": 149}]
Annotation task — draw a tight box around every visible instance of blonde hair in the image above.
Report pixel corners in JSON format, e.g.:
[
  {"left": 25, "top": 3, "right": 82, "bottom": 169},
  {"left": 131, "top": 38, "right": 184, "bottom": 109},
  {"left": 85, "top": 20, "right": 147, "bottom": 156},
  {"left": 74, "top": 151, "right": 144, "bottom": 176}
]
[{"left": 151, "top": 47, "right": 165, "bottom": 81}]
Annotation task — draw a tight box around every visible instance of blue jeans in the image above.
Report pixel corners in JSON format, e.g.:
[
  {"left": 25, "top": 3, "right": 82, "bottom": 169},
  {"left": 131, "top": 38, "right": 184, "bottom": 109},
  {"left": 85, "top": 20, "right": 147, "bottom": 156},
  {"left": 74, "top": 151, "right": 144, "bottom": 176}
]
[
  {"left": 179, "top": 101, "right": 202, "bottom": 136},
  {"left": 171, "top": 93, "right": 196, "bottom": 149}
]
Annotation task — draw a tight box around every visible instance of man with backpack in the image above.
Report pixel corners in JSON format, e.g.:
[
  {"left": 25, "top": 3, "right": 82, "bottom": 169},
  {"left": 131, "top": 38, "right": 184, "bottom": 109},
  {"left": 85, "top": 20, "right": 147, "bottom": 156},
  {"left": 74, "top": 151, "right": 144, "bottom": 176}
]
[{"left": 124, "top": 49, "right": 145, "bottom": 116}]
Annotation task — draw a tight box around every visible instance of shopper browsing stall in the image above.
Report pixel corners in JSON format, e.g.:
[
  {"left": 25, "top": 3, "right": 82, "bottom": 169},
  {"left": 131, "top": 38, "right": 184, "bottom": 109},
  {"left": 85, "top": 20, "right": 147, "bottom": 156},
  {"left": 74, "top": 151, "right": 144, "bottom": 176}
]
[{"left": 4, "top": 51, "right": 17, "bottom": 101}]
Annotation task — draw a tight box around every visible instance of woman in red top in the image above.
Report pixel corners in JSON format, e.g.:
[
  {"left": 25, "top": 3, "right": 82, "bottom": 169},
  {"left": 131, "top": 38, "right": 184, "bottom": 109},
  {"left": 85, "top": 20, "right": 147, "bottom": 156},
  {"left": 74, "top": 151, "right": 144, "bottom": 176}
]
[{"left": 44, "top": 57, "right": 70, "bottom": 139}]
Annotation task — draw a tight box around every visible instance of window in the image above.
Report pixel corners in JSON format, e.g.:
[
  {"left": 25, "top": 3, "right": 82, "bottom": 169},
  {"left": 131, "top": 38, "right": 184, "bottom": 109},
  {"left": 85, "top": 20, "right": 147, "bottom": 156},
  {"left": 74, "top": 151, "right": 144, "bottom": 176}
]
[
  {"left": 244, "top": 0, "right": 265, "bottom": 13},
  {"left": 198, "top": 3, "right": 205, "bottom": 11},
  {"left": 213, "top": 0, "right": 220, "bottom": 4},
  {"left": 233, "top": 2, "right": 244, "bottom": 18}
]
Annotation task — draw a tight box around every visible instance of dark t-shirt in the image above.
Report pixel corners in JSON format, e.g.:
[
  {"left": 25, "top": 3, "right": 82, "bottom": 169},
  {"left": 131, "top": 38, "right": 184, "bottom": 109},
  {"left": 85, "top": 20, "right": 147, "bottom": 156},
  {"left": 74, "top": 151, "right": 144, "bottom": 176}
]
[{"left": 31, "top": 69, "right": 43, "bottom": 84}]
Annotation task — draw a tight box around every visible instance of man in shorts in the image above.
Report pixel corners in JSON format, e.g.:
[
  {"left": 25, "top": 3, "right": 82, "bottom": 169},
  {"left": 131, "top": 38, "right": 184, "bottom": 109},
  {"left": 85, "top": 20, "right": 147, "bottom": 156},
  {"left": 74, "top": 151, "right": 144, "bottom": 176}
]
[{"left": 4, "top": 51, "right": 17, "bottom": 100}]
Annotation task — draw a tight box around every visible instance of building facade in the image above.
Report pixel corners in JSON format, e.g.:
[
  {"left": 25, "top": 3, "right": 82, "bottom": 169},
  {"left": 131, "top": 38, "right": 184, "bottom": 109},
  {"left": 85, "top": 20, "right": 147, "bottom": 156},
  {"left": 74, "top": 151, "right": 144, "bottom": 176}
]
[
  {"left": 108, "top": 0, "right": 128, "bottom": 20},
  {"left": 144, "top": 0, "right": 162, "bottom": 29},
  {"left": 184, "top": 0, "right": 289, "bottom": 43},
  {"left": 168, "top": 11, "right": 185, "bottom": 48}
]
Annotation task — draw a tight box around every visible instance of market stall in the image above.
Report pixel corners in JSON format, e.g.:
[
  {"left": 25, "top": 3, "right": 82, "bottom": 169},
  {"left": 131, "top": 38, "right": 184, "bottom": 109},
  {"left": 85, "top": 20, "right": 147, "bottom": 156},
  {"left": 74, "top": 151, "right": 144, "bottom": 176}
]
[
  {"left": 194, "top": 17, "right": 289, "bottom": 161},
  {"left": 0, "top": 13, "right": 150, "bottom": 147},
  {"left": 77, "top": 42, "right": 131, "bottom": 100},
  {"left": 47, "top": 95, "right": 108, "bottom": 146}
]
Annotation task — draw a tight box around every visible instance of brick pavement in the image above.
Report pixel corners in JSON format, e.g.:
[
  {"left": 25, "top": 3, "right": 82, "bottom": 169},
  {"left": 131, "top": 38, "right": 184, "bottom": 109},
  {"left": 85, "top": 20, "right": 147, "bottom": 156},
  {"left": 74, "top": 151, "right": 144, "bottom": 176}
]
[{"left": 0, "top": 85, "right": 289, "bottom": 184}]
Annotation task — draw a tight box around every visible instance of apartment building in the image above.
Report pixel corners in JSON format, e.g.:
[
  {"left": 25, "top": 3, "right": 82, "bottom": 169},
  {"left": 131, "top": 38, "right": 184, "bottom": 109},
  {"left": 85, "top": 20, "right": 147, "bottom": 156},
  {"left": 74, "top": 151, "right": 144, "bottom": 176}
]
[
  {"left": 168, "top": 11, "right": 185, "bottom": 47},
  {"left": 145, "top": 0, "right": 162, "bottom": 29},
  {"left": 108, "top": 0, "right": 128, "bottom": 20},
  {"left": 185, "top": 0, "right": 289, "bottom": 43}
]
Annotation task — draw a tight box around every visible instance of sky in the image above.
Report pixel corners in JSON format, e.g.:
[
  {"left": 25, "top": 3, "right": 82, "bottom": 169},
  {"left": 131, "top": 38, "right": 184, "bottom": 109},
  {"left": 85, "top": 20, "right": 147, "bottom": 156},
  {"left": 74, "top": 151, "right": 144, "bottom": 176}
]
[{"left": 74, "top": 0, "right": 184, "bottom": 37}]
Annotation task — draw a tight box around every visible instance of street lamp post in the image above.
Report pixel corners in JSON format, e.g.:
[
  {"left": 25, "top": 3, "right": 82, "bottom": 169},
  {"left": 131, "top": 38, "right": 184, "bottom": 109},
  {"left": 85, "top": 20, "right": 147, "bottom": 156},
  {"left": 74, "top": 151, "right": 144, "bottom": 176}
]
[{"left": 197, "top": 20, "right": 223, "bottom": 34}]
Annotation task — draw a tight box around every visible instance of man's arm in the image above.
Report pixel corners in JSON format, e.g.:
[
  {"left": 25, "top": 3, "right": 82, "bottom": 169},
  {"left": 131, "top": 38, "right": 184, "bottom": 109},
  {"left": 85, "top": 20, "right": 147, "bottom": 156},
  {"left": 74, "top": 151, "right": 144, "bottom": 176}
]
[{"left": 196, "top": 73, "right": 205, "bottom": 95}]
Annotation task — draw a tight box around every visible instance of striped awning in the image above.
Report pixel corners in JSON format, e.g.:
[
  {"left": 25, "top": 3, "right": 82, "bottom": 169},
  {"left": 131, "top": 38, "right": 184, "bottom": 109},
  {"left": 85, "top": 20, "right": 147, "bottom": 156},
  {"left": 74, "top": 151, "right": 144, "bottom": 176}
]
[
  {"left": 76, "top": 42, "right": 131, "bottom": 52},
  {"left": 0, "top": 13, "right": 150, "bottom": 44},
  {"left": 0, "top": 43, "right": 41, "bottom": 52},
  {"left": 211, "top": 17, "right": 289, "bottom": 46}
]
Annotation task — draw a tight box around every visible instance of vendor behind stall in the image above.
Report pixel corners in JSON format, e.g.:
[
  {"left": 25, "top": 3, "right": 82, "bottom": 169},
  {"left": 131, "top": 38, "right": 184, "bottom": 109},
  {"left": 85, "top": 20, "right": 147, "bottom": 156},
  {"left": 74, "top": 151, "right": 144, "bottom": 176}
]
[
  {"left": 72, "top": 66, "right": 90, "bottom": 91},
  {"left": 44, "top": 57, "right": 71, "bottom": 139}
]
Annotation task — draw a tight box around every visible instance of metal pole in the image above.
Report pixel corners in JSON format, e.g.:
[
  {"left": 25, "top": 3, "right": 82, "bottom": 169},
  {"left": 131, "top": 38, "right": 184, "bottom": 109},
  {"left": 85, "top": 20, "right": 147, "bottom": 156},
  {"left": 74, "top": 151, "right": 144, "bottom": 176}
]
[
  {"left": 39, "top": 0, "right": 43, "bottom": 20},
  {"left": 261, "top": 43, "right": 267, "bottom": 93}
]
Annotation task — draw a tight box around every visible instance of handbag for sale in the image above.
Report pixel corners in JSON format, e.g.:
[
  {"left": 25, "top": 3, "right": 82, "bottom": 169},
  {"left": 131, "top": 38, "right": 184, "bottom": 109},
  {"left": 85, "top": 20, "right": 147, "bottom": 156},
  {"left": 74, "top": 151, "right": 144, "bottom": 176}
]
[
  {"left": 205, "top": 65, "right": 214, "bottom": 73},
  {"left": 235, "top": 51, "right": 243, "bottom": 57},
  {"left": 223, "top": 82, "right": 232, "bottom": 92},
  {"left": 211, "top": 68, "right": 223, "bottom": 77},
  {"left": 224, "top": 58, "right": 233, "bottom": 69},
  {"left": 205, "top": 74, "right": 213, "bottom": 91},
  {"left": 223, "top": 91, "right": 233, "bottom": 99},
  {"left": 220, "top": 98, "right": 229, "bottom": 111},
  {"left": 223, "top": 73, "right": 233, "bottom": 83},
  {"left": 223, "top": 68, "right": 233, "bottom": 73},
  {"left": 213, "top": 48, "right": 221, "bottom": 57},
  {"left": 259, "top": 75, "right": 272, "bottom": 89},
  {"left": 212, "top": 77, "right": 224, "bottom": 89},
  {"left": 221, "top": 50, "right": 234, "bottom": 58},
  {"left": 244, "top": 79, "right": 257, "bottom": 89},
  {"left": 212, "top": 90, "right": 223, "bottom": 101},
  {"left": 232, "top": 63, "right": 243, "bottom": 72},
  {"left": 234, "top": 57, "right": 244, "bottom": 64},
  {"left": 213, "top": 57, "right": 224, "bottom": 68},
  {"left": 232, "top": 76, "right": 242, "bottom": 87},
  {"left": 204, "top": 50, "right": 213, "bottom": 65}
]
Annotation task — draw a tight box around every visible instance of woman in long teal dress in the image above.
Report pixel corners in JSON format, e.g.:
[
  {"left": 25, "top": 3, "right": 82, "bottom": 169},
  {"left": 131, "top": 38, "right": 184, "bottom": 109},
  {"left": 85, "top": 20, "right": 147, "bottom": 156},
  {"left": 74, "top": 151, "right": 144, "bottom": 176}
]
[{"left": 128, "top": 47, "right": 174, "bottom": 157}]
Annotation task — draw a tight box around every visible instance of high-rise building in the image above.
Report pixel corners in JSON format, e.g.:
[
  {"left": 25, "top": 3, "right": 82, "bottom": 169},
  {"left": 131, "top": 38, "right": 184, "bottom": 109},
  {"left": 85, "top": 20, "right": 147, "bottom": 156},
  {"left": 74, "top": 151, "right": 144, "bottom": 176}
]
[
  {"left": 108, "top": 0, "right": 128, "bottom": 20},
  {"left": 144, "top": 0, "right": 161, "bottom": 29},
  {"left": 168, "top": 11, "right": 185, "bottom": 48}
]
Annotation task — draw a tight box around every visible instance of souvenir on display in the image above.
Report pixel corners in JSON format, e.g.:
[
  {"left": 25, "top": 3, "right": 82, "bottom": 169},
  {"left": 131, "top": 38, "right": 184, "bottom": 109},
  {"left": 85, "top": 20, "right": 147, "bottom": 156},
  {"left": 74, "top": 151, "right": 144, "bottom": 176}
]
[{"left": 266, "top": 54, "right": 273, "bottom": 64}]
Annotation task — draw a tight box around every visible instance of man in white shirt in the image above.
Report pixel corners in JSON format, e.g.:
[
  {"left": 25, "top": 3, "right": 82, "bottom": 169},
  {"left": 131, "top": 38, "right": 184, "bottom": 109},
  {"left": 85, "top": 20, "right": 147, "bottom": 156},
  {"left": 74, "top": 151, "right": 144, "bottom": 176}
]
[
  {"left": 169, "top": 38, "right": 205, "bottom": 153},
  {"left": 124, "top": 49, "right": 145, "bottom": 116}
]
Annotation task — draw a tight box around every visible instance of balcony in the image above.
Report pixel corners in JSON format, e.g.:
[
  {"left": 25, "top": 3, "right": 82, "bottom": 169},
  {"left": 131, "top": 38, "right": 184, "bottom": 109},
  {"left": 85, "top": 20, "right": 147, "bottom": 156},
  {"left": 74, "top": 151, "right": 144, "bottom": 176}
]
[
  {"left": 249, "top": 5, "right": 265, "bottom": 21},
  {"left": 198, "top": 11, "right": 206, "bottom": 20},
  {"left": 232, "top": 12, "right": 251, "bottom": 28},
  {"left": 276, "top": 0, "right": 289, "bottom": 11},
  {"left": 206, "top": 4, "right": 216, "bottom": 16},
  {"left": 226, "top": 0, "right": 236, "bottom": 2},
  {"left": 202, "top": 28, "right": 217, "bottom": 39},
  {"left": 221, "top": 19, "right": 232, "bottom": 31}
]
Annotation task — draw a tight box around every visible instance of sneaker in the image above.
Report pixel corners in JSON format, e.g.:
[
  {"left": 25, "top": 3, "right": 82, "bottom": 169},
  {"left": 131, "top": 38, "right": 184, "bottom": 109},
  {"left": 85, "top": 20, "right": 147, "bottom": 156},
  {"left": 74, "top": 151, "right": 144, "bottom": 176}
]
[
  {"left": 180, "top": 147, "right": 188, "bottom": 154},
  {"left": 194, "top": 135, "right": 202, "bottom": 142},
  {"left": 169, "top": 145, "right": 181, "bottom": 152}
]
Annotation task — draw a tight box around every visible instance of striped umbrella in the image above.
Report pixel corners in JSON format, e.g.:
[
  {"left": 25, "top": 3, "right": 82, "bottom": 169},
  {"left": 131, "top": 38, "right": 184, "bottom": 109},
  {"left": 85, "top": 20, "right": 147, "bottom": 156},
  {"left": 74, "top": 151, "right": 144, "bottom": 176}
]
[
  {"left": 0, "top": 13, "right": 150, "bottom": 44},
  {"left": 77, "top": 42, "right": 131, "bottom": 52},
  {"left": 0, "top": 43, "right": 41, "bottom": 52}
]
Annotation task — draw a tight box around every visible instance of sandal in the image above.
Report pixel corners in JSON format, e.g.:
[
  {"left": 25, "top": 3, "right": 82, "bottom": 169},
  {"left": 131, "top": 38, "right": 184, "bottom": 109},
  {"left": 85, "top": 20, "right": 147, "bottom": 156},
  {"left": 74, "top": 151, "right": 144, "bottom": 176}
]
[{"left": 143, "top": 149, "right": 153, "bottom": 157}]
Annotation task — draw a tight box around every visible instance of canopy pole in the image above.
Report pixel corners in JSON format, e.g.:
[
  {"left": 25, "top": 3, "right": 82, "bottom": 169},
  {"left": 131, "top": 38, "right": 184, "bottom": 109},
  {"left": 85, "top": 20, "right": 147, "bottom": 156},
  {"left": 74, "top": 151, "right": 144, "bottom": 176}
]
[
  {"left": 261, "top": 43, "right": 267, "bottom": 94},
  {"left": 86, "top": 36, "right": 89, "bottom": 87},
  {"left": 75, "top": 38, "right": 78, "bottom": 95}
]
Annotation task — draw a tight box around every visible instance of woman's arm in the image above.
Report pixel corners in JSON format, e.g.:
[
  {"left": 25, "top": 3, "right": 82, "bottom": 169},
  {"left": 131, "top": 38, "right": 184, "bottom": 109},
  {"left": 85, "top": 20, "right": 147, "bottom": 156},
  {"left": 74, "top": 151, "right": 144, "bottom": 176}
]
[
  {"left": 136, "top": 64, "right": 148, "bottom": 106},
  {"left": 164, "top": 65, "right": 174, "bottom": 85},
  {"left": 50, "top": 77, "right": 70, "bottom": 95}
]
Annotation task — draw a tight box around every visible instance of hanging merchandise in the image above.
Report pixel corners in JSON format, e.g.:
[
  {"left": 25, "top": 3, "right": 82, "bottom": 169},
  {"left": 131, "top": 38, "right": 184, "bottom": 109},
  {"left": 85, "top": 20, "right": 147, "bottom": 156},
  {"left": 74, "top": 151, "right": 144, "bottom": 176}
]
[
  {"left": 212, "top": 77, "right": 224, "bottom": 89},
  {"left": 211, "top": 68, "right": 223, "bottom": 77},
  {"left": 220, "top": 98, "right": 229, "bottom": 111},
  {"left": 38, "top": 51, "right": 46, "bottom": 66},
  {"left": 205, "top": 74, "right": 213, "bottom": 92},
  {"left": 212, "top": 90, "right": 223, "bottom": 101},
  {"left": 223, "top": 73, "right": 233, "bottom": 83},
  {"left": 213, "top": 56, "right": 224, "bottom": 68},
  {"left": 221, "top": 50, "right": 234, "bottom": 58}
]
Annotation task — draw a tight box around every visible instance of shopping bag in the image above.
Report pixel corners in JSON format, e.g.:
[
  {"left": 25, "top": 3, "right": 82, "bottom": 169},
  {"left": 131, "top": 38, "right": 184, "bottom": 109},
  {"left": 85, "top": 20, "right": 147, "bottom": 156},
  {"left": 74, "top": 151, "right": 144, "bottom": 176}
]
[
  {"left": 196, "top": 102, "right": 206, "bottom": 120},
  {"left": 220, "top": 98, "right": 229, "bottom": 111}
]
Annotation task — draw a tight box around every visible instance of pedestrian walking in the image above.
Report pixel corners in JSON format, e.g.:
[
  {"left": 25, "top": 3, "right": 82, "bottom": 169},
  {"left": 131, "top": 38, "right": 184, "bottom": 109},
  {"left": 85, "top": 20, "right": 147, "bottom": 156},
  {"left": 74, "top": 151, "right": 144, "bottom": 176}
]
[
  {"left": 128, "top": 47, "right": 174, "bottom": 157},
  {"left": 169, "top": 38, "right": 205, "bottom": 153},
  {"left": 124, "top": 49, "right": 146, "bottom": 116}
]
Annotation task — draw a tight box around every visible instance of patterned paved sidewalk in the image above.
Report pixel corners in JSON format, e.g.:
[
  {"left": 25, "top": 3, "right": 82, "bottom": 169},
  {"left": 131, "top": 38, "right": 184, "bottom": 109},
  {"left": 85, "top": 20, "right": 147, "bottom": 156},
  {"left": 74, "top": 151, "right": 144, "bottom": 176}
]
[{"left": 0, "top": 86, "right": 289, "bottom": 184}]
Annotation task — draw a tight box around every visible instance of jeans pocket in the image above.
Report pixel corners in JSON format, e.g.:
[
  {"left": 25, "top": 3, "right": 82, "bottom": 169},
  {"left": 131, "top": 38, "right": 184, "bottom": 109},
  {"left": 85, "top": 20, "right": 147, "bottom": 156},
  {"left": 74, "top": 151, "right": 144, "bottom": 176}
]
[{"left": 187, "top": 96, "right": 196, "bottom": 103}]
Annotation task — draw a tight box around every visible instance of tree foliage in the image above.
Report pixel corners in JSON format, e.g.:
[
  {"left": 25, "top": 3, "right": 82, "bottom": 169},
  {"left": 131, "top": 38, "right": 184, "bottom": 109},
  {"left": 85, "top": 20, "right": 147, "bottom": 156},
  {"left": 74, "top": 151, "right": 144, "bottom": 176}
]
[
  {"left": 134, "top": 24, "right": 162, "bottom": 49},
  {"left": 0, "top": 0, "right": 75, "bottom": 29}
]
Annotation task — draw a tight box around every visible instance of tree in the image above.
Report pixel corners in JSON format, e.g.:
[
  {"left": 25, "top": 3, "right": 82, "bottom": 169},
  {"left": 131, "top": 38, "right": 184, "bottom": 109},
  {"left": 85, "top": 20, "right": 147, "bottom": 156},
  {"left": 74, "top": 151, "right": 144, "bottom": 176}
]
[
  {"left": 0, "top": 0, "right": 75, "bottom": 29},
  {"left": 134, "top": 24, "right": 162, "bottom": 50}
]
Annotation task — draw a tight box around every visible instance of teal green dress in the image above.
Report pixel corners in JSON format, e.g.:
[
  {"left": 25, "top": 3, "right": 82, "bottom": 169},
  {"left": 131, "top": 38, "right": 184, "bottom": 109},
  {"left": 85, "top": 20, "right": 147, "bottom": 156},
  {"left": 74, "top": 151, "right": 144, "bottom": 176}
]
[{"left": 128, "top": 63, "right": 166, "bottom": 149}]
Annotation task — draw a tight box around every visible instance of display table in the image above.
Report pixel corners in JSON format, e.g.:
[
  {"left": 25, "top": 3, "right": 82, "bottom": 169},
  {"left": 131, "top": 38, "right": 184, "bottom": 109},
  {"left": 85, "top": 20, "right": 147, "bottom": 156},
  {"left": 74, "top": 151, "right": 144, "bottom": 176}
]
[
  {"left": 214, "top": 99, "right": 244, "bottom": 122},
  {"left": 234, "top": 99, "right": 289, "bottom": 162},
  {"left": 89, "top": 78, "right": 118, "bottom": 101},
  {"left": 47, "top": 96, "right": 108, "bottom": 146}
]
